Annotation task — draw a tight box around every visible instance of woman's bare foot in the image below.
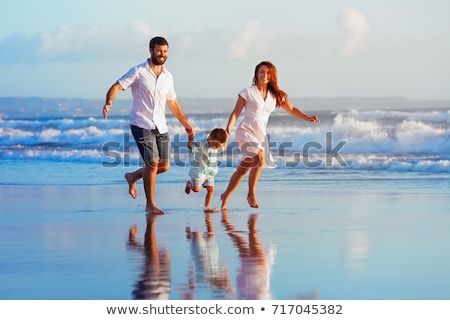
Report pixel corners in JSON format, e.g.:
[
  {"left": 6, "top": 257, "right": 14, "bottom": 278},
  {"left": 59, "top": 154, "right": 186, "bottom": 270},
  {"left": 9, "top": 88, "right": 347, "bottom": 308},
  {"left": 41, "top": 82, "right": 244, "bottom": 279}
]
[
  {"left": 248, "top": 213, "right": 258, "bottom": 232},
  {"left": 146, "top": 205, "right": 164, "bottom": 215},
  {"left": 204, "top": 207, "right": 219, "bottom": 213},
  {"left": 220, "top": 193, "right": 228, "bottom": 210},
  {"left": 247, "top": 194, "right": 259, "bottom": 208},
  {"left": 185, "top": 180, "right": 191, "bottom": 195},
  {"left": 125, "top": 173, "right": 137, "bottom": 199}
]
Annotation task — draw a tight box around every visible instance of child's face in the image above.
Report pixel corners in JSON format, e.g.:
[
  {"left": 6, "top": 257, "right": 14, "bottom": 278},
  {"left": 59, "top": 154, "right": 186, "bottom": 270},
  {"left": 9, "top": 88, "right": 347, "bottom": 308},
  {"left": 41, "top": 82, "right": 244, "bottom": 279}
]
[{"left": 207, "top": 137, "right": 225, "bottom": 149}]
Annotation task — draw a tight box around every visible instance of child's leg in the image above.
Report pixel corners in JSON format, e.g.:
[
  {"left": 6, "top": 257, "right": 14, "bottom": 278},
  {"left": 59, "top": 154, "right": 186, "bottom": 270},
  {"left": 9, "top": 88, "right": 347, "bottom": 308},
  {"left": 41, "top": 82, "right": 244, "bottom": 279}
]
[
  {"left": 185, "top": 180, "right": 192, "bottom": 194},
  {"left": 186, "top": 169, "right": 204, "bottom": 195},
  {"left": 203, "top": 175, "right": 218, "bottom": 212},
  {"left": 204, "top": 186, "right": 214, "bottom": 209},
  {"left": 185, "top": 179, "right": 201, "bottom": 195}
]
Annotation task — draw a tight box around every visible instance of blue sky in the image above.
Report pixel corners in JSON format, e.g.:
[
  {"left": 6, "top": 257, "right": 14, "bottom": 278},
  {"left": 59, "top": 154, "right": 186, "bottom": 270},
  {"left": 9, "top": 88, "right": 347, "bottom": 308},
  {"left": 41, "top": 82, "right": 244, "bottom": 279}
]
[{"left": 1, "top": 0, "right": 449, "bottom": 100}]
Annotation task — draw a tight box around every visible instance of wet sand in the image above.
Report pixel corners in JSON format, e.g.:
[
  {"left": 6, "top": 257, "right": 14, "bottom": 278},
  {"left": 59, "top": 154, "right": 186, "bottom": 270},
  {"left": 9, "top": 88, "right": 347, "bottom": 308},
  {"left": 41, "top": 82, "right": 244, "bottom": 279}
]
[{"left": 1, "top": 181, "right": 450, "bottom": 300}]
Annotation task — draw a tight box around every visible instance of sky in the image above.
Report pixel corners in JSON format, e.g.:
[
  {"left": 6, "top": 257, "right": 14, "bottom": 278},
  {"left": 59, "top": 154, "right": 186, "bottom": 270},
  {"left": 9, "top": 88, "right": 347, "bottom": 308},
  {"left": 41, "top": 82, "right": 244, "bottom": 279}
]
[{"left": 1, "top": 0, "right": 449, "bottom": 100}]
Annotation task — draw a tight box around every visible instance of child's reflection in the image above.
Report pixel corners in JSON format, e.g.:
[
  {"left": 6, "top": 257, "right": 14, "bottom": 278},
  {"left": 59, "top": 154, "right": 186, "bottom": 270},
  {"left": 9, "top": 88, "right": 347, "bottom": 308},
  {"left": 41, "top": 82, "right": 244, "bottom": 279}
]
[
  {"left": 128, "top": 214, "right": 171, "bottom": 299},
  {"left": 222, "top": 211, "right": 276, "bottom": 299},
  {"left": 183, "top": 212, "right": 233, "bottom": 299}
]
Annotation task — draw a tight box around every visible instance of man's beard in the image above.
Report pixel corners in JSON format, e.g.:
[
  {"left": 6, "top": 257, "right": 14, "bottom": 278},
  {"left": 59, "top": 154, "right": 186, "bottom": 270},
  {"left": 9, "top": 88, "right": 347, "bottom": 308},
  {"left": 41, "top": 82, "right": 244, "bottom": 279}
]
[{"left": 151, "top": 55, "right": 167, "bottom": 66}]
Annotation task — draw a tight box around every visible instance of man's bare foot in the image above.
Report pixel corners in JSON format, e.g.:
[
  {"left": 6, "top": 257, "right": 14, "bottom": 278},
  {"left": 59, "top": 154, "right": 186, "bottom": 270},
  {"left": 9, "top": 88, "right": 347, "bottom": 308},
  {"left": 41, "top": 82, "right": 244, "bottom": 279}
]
[
  {"left": 185, "top": 180, "right": 191, "bottom": 195},
  {"left": 204, "top": 207, "right": 219, "bottom": 213},
  {"left": 146, "top": 206, "right": 164, "bottom": 215},
  {"left": 125, "top": 173, "right": 137, "bottom": 199},
  {"left": 247, "top": 194, "right": 259, "bottom": 208}
]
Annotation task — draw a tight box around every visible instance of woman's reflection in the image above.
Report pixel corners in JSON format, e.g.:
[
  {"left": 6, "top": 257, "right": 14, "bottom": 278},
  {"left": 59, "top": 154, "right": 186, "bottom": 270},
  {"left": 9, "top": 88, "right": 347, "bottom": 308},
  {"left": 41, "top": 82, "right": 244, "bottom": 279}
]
[
  {"left": 128, "top": 214, "right": 171, "bottom": 299},
  {"left": 222, "top": 211, "right": 276, "bottom": 299}
]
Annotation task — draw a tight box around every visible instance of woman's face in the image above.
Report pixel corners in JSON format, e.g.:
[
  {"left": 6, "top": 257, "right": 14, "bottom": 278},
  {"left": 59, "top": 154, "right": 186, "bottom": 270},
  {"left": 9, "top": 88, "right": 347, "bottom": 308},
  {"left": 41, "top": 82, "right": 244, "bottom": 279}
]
[{"left": 257, "top": 65, "right": 271, "bottom": 85}]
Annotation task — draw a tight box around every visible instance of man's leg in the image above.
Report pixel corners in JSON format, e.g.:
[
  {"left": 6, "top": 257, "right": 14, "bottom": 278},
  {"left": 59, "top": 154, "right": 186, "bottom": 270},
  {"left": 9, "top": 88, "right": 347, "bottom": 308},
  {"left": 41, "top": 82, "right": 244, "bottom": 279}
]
[
  {"left": 143, "top": 162, "right": 164, "bottom": 215},
  {"left": 125, "top": 161, "right": 170, "bottom": 199},
  {"left": 125, "top": 168, "right": 144, "bottom": 199}
]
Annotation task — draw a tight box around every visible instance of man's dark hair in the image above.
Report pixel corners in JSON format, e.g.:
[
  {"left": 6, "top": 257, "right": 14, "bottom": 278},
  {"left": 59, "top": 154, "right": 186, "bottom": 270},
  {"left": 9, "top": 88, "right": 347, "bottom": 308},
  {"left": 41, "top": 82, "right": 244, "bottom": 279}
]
[{"left": 149, "top": 36, "right": 169, "bottom": 49}]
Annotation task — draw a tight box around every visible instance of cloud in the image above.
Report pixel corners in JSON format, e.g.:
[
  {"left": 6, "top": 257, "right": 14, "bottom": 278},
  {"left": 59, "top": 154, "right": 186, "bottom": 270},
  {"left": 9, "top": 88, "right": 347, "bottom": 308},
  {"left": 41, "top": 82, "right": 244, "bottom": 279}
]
[
  {"left": 0, "top": 20, "right": 157, "bottom": 65},
  {"left": 228, "top": 20, "right": 272, "bottom": 60},
  {"left": 38, "top": 25, "right": 99, "bottom": 59},
  {"left": 0, "top": 33, "right": 40, "bottom": 64},
  {"left": 103, "top": 20, "right": 159, "bottom": 61},
  {"left": 338, "top": 8, "right": 371, "bottom": 56}
]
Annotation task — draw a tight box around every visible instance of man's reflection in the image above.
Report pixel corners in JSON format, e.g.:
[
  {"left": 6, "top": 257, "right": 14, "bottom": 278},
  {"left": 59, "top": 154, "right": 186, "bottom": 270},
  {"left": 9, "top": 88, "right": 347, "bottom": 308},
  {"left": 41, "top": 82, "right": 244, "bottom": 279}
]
[
  {"left": 222, "top": 211, "right": 276, "bottom": 299},
  {"left": 128, "top": 214, "right": 171, "bottom": 299}
]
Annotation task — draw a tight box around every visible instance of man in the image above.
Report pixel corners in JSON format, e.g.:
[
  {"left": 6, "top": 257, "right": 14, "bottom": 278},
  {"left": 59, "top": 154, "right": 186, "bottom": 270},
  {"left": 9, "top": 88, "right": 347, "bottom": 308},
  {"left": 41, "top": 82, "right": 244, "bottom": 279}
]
[{"left": 103, "top": 36, "right": 195, "bottom": 215}]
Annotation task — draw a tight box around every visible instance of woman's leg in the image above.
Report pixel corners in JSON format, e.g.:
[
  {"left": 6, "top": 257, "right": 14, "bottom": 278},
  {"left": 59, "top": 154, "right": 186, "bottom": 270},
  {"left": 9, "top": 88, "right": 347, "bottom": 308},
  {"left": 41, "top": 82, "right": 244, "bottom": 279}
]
[
  {"left": 247, "top": 150, "right": 264, "bottom": 208},
  {"left": 221, "top": 155, "right": 260, "bottom": 209}
]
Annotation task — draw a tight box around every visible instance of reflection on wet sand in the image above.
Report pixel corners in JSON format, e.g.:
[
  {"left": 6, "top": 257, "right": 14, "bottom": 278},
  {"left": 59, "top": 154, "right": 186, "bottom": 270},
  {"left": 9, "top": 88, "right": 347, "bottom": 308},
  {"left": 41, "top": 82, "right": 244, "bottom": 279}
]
[
  {"left": 127, "top": 212, "right": 319, "bottom": 300},
  {"left": 181, "top": 212, "right": 234, "bottom": 299},
  {"left": 222, "top": 211, "right": 276, "bottom": 300},
  {"left": 128, "top": 214, "right": 171, "bottom": 299}
]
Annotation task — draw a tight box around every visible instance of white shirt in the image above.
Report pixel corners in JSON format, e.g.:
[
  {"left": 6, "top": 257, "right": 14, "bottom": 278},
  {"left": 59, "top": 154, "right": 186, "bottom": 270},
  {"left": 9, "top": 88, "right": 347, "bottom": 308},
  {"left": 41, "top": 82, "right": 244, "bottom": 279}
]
[{"left": 117, "top": 60, "right": 176, "bottom": 133}]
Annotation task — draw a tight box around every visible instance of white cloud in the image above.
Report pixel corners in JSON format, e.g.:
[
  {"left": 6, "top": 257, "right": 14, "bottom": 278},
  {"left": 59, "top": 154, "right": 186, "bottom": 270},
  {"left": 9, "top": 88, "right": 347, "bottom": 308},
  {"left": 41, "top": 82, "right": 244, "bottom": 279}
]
[
  {"left": 338, "top": 8, "right": 371, "bottom": 56},
  {"left": 36, "top": 20, "right": 157, "bottom": 62},
  {"left": 228, "top": 20, "right": 272, "bottom": 60},
  {"left": 38, "top": 25, "right": 99, "bottom": 59},
  {"left": 106, "top": 20, "right": 158, "bottom": 59}
]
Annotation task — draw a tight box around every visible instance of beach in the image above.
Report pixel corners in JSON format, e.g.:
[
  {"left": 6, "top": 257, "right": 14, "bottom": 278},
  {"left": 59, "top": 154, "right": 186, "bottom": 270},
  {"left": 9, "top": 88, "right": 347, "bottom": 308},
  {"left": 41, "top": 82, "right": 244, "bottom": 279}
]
[{"left": 1, "top": 164, "right": 449, "bottom": 300}]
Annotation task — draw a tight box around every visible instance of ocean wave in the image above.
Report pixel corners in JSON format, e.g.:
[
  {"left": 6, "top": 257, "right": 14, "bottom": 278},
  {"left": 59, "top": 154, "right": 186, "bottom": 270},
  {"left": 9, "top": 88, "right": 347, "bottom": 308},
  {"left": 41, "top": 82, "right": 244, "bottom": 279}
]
[{"left": 1, "top": 109, "right": 449, "bottom": 173}]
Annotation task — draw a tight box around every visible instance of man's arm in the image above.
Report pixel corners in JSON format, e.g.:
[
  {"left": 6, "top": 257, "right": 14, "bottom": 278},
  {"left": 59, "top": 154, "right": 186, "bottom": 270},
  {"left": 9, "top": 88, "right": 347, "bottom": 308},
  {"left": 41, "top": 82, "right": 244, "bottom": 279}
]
[
  {"left": 167, "top": 99, "right": 196, "bottom": 138},
  {"left": 102, "top": 82, "right": 123, "bottom": 119}
]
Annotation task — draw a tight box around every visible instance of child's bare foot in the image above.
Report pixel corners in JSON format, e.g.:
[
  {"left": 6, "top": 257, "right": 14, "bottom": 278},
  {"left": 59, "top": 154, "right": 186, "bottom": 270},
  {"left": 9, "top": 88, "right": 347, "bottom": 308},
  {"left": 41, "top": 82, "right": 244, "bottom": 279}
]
[
  {"left": 247, "top": 194, "right": 259, "bottom": 208},
  {"left": 125, "top": 173, "right": 137, "bottom": 199},
  {"left": 185, "top": 180, "right": 191, "bottom": 195},
  {"left": 204, "top": 207, "right": 218, "bottom": 213},
  {"left": 146, "top": 205, "right": 164, "bottom": 215}
]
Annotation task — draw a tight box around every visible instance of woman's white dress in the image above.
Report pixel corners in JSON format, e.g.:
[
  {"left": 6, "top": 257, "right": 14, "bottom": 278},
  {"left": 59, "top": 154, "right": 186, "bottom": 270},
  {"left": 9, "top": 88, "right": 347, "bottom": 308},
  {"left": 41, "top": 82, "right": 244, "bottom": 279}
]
[{"left": 235, "top": 85, "right": 276, "bottom": 168}]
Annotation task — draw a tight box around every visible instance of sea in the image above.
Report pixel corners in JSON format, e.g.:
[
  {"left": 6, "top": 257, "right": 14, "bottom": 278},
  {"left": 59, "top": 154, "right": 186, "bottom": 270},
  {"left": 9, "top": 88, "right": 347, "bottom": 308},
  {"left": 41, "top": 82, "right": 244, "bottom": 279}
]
[{"left": 1, "top": 97, "right": 449, "bottom": 187}]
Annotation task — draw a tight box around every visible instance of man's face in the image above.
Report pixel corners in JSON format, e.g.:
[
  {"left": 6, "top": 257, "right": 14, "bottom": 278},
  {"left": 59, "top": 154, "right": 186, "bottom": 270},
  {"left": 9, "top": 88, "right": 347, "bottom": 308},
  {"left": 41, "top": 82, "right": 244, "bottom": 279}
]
[{"left": 150, "top": 44, "right": 168, "bottom": 65}]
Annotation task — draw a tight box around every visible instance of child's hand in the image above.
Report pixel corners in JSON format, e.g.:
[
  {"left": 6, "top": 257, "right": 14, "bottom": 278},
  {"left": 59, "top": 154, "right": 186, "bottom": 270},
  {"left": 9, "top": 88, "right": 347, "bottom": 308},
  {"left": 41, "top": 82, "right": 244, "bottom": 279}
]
[{"left": 187, "top": 134, "right": 194, "bottom": 149}]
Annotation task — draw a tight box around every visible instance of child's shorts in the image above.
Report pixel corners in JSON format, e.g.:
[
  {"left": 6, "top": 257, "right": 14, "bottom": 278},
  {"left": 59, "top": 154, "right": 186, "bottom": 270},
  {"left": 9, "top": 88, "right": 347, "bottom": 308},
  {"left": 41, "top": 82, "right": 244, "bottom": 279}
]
[{"left": 189, "top": 168, "right": 215, "bottom": 187}]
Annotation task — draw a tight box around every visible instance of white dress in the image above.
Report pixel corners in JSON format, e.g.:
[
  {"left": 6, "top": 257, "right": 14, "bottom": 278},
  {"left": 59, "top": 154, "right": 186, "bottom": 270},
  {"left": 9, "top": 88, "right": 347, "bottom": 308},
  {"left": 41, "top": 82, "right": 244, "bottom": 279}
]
[{"left": 236, "top": 85, "right": 276, "bottom": 168}]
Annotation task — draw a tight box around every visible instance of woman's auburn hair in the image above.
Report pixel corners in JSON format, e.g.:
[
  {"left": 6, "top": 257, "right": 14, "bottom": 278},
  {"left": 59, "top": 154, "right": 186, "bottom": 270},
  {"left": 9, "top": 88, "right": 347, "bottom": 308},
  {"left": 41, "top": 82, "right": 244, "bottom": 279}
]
[{"left": 252, "top": 61, "right": 287, "bottom": 106}]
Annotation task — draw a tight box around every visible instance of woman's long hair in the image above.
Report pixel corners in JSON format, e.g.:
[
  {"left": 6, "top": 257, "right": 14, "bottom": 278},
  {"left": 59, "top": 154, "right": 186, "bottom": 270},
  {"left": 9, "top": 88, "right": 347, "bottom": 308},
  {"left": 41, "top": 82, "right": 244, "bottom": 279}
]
[{"left": 252, "top": 61, "right": 287, "bottom": 106}]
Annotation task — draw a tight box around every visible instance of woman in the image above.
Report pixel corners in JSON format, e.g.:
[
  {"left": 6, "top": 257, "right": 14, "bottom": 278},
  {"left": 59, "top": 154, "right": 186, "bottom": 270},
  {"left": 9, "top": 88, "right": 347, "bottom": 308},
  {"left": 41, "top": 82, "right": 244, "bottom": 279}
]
[{"left": 221, "top": 61, "right": 320, "bottom": 209}]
